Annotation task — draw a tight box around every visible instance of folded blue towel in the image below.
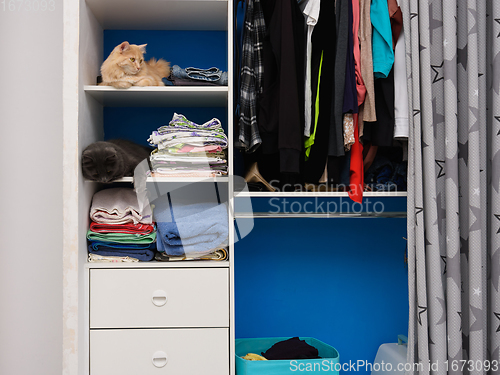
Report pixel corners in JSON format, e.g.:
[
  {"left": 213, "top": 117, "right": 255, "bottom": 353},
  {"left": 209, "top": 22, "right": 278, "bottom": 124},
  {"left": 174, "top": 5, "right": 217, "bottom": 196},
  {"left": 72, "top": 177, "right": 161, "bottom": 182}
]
[
  {"left": 88, "top": 241, "right": 156, "bottom": 261},
  {"left": 88, "top": 241, "right": 156, "bottom": 251},
  {"left": 153, "top": 194, "right": 228, "bottom": 256}
]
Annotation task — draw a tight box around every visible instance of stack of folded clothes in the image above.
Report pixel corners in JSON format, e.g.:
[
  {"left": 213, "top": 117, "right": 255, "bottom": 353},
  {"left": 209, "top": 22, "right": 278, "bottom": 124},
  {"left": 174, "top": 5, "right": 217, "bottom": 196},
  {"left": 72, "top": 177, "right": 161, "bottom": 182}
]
[
  {"left": 87, "top": 187, "right": 156, "bottom": 262},
  {"left": 152, "top": 193, "right": 228, "bottom": 259},
  {"left": 147, "top": 113, "right": 228, "bottom": 178}
]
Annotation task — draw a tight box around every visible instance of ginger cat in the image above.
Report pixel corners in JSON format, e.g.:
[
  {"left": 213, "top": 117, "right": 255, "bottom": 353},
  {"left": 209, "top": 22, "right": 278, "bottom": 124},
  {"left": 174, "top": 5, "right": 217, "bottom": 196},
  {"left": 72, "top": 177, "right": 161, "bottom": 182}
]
[{"left": 100, "top": 41, "right": 170, "bottom": 88}]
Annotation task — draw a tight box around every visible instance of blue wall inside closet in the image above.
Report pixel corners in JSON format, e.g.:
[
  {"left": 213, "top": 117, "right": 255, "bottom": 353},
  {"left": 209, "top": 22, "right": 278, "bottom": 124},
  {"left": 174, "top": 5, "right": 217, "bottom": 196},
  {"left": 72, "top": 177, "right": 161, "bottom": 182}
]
[
  {"left": 101, "top": 29, "right": 409, "bottom": 375},
  {"left": 102, "top": 30, "right": 229, "bottom": 146},
  {"left": 103, "top": 106, "right": 228, "bottom": 147},
  {"left": 103, "top": 30, "right": 228, "bottom": 72},
  {"left": 234, "top": 215, "right": 408, "bottom": 374}
]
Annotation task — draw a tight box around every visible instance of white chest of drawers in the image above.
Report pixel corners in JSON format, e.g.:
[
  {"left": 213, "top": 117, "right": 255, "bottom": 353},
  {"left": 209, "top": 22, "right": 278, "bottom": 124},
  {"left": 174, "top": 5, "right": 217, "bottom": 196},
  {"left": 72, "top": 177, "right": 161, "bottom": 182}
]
[{"left": 88, "top": 265, "right": 230, "bottom": 375}]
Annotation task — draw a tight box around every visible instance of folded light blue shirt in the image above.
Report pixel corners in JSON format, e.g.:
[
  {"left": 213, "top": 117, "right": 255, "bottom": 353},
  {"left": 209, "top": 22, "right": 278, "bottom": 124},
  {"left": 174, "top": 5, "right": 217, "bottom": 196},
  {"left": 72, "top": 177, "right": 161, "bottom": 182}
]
[{"left": 153, "top": 194, "right": 228, "bottom": 256}]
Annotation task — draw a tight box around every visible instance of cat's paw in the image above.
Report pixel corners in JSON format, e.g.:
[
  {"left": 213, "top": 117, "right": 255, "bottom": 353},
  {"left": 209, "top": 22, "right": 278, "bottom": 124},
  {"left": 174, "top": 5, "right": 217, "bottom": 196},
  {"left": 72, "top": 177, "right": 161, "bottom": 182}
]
[
  {"left": 112, "top": 81, "right": 133, "bottom": 89},
  {"left": 134, "top": 78, "right": 154, "bottom": 87}
]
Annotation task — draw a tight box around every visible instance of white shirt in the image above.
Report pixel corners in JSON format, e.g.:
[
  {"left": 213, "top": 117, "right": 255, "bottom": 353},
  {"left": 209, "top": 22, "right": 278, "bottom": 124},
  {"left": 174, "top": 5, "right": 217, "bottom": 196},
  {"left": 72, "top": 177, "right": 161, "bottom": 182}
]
[
  {"left": 300, "top": 0, "right": 321, "bottom": 137},
  {"left": 393, "top": 27, "right": 409, "bottom": 139}
]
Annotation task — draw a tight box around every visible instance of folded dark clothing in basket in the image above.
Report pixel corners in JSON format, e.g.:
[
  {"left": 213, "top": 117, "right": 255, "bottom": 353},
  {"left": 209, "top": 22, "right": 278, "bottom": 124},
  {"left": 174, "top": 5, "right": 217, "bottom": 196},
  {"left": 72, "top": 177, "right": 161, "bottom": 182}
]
[{"left": 261, "top": 337, "right": 320, "bottom": 360}]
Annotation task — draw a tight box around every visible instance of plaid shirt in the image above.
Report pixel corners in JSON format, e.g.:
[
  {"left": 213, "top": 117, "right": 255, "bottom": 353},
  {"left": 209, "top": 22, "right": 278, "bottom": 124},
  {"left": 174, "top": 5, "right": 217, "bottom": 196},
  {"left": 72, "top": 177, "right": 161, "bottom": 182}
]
[{"left": 238, "top": 0, "right": 266, "bottom": 152}]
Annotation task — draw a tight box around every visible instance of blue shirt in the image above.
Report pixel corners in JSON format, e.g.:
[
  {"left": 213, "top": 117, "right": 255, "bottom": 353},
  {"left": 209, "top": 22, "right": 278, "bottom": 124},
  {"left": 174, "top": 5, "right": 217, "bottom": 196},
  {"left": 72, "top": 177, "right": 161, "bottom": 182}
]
[{"left": 371, "top": 0, "right": 394, "bottom": 79}]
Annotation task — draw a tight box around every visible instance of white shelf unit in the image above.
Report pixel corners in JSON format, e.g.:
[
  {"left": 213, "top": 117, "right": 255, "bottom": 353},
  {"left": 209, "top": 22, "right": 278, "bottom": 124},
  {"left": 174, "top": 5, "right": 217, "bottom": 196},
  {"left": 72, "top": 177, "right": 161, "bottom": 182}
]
[
  {"left": 112, "top": 176, "right": 229, "bottom": 183},
  {"left": 62, "top": 0, "right": 234, "bottom": 374},
  {"left": 236, "top": 191, "right": 408, "bottom": 197},
  {"left": 84, "top": 85, "right": 229, "bottom": 107},
  {"left": 62, "top": 0, "right": 409, "bottom": 373},
  {"left": 85, "top": 261, "right": 230, "bottom": 269},
  {"left": 85, "top": 0, "right": 228, "bottom": 30}
]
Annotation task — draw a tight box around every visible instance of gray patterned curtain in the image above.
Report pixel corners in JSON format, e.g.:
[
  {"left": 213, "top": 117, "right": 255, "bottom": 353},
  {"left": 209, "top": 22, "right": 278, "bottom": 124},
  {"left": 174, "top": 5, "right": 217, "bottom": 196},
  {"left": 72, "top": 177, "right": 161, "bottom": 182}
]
[{"left": 403, "top": 0, "right": 500, "bottom": 374}]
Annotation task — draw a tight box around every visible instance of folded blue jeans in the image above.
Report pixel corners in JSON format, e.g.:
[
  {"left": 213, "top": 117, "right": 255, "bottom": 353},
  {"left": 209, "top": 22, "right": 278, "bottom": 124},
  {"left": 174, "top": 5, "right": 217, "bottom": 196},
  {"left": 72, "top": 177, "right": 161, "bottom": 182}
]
[{"left": 171, "top": 65, "right": 228, "bottom": 85}]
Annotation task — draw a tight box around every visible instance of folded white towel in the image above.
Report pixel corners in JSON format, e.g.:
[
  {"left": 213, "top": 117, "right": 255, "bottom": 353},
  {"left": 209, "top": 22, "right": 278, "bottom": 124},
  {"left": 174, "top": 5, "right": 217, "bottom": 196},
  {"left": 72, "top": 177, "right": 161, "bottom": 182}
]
[{"left": 88, "top": 253, "right": 139, "bottom": 263}]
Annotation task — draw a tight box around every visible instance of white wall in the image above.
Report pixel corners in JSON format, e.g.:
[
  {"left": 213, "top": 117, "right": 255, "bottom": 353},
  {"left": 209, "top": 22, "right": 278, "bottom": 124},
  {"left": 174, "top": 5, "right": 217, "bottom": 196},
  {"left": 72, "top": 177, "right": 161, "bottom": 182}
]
[{"left": 0, "top": 3, "right": 63, "bottom": 375}]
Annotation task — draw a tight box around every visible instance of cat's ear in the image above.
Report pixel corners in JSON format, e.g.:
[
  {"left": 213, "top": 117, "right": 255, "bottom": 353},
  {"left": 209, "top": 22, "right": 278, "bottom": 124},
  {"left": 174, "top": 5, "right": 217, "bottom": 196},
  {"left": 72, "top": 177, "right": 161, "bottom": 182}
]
[
  {"left": 138, "top": 44, "right": 147, "bottom": 54},
  {"left": 82, "top": 149, "right": 93, "bottom": 161},
  {"left": 119, "top": 41, "right": 130, "bottom": 53}
]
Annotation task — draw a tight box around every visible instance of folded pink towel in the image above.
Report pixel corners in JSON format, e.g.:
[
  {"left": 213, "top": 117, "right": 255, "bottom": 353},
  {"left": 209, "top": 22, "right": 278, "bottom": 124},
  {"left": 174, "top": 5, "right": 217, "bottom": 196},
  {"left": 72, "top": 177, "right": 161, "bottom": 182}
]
[{"left": 90, "top": 188, "right": 153, "bottom": 224}]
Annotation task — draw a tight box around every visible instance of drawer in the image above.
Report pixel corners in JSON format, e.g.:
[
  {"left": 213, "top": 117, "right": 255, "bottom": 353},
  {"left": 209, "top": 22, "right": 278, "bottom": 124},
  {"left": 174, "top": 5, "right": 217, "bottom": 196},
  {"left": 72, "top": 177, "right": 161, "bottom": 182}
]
[
  {"left": 90, "top": 328, "right": 229, "bottom": 375},
  {"left": 90, "top": 268, "right": 229, "bottom": 328}
]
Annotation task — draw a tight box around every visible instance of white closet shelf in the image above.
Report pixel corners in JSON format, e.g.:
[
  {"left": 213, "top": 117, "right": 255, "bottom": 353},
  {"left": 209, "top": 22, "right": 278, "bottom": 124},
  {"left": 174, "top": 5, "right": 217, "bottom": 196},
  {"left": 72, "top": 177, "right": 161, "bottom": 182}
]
[
  {"left": 235, "top": 191, "right": 408, "bottom": 198},
  {"left": 112, "top": 176, "right": 229, "bottom": 183},
  {"left": 234, "top": 212, "right": 407, "bottom": 219},
  {"left": 86, "top": 261, "right": 229, "bottom": 269},
  {"left": 85, "top": 0, "right": 228, "bottom": 30},
  {"left": 84, "top": 86, "right": 228, "bottom": 107}
]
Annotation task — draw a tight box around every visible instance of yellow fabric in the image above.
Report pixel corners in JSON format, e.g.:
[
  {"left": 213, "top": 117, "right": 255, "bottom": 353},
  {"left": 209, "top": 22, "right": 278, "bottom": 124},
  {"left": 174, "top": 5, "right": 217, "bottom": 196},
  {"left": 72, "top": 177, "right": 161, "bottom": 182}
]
[{"left": 242, "top": 353, "right": 268, "bottom": 361}]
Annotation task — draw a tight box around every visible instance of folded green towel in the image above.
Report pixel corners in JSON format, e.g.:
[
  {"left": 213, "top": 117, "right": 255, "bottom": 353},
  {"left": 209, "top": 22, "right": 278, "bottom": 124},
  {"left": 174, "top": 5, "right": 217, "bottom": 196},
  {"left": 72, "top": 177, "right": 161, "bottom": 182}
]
[{"left": 87, "top": 230, "right": 156, "bottom": 244}]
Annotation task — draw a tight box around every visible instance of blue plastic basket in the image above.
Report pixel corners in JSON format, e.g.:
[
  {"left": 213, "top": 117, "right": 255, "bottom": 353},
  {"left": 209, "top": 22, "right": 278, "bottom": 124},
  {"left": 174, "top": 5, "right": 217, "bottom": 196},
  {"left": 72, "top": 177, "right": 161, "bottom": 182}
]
[{"left": 235, "top": 337, "right": 340, "bottom": 375}]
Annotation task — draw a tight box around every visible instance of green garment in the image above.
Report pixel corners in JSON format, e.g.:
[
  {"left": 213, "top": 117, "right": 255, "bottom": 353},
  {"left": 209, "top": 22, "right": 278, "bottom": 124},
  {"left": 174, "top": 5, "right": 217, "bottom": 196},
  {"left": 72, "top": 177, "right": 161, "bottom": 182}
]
[
  {"left": 87, "top": 230, "right": 156, "bottom": 244},
  {"left": 304, "top": 50, "right": 323, "bottom": 160}
]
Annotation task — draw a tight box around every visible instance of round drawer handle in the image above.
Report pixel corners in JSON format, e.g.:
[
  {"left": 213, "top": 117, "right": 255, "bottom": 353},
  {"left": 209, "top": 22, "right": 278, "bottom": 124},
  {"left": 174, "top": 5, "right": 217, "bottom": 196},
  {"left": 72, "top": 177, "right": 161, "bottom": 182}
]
[
  {"left": 151, "top": 290, "right": 168, "bottom": 307},
  {"left": 152, "top": 351, "right": 168, "bottom": 368}
]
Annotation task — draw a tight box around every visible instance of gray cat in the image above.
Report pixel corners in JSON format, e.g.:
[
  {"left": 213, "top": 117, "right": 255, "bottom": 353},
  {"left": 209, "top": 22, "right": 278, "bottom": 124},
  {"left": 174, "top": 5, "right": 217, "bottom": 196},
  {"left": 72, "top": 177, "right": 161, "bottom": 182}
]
[{"left": 81, "top": 139, "right": 152, "bottom": 182}]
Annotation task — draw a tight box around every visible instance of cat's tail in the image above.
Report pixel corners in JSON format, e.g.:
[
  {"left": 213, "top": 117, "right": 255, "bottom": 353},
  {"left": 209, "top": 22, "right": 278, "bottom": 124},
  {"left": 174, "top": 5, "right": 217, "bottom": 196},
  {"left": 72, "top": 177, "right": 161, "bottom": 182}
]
[{"left": 148, "top": 58, "right": 171, "bottom": 79}]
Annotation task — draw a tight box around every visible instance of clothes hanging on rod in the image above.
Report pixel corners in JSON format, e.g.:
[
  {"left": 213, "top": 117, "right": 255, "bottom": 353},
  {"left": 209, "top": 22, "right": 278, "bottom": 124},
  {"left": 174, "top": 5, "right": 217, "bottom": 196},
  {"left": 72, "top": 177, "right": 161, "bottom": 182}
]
[
  {"left": 363, "top": 0, "right": 403, "bottom": 147},
  {"left": 236, "top": 0, "right": 409, "bottom": 199},
  {"left": 352, "top": 0, "right": 366, "bottom": 112},
  {"left": 370, "top": 0, "right": 394, "bottom": 79},
  {"left": 393, "top": 28, "right": 409, "bottom": 140},
  {"left": 303, "top": 0, "right": 336, "bottom": 184},
  {"left": 358, "top": 0, "right": 376, "bottom": 128},
  {"left": 328, "top": 0, "right": 349, "bottom": 159},
  {"left": 238, "top": 0, "right": 266, "bottom": 153},
  {"left": 300, "top": 0, "right": 320, "bottom": 138},
  {"left": 342, "top": 0, "right": 358, "bottom": 116},
  {"left": 257, "top": 0, "right": 305, "bottom": 175}
]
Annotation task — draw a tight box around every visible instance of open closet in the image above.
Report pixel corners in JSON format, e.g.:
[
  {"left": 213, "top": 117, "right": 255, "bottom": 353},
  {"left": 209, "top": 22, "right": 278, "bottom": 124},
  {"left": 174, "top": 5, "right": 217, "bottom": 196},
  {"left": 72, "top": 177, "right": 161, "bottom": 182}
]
[
  {"left": 62, "top": 0, "right": 409, "bottom": 374},
  {"left": 232, "top": 0, "right": 409, "bottom": 368}
]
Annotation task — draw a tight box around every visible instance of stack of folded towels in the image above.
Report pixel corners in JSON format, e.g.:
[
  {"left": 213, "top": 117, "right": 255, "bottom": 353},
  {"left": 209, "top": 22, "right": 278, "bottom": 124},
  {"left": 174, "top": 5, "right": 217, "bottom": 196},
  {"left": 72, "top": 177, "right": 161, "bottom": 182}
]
[
  {"left": 147, "top": 113, "right": 228, "bottom": 178},
  {"left": 87, "top": 187, "right": 156, "bottom": 262},
  {"left": 152, "top": 193, "right": 228, "bottom": 259}
]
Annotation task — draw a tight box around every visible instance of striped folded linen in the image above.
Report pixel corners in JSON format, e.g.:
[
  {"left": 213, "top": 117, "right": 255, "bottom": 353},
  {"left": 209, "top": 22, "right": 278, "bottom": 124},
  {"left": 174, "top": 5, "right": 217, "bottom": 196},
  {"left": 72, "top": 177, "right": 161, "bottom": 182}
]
[{"left": 89, "top": 222, "right": 155, "bottom": 235}]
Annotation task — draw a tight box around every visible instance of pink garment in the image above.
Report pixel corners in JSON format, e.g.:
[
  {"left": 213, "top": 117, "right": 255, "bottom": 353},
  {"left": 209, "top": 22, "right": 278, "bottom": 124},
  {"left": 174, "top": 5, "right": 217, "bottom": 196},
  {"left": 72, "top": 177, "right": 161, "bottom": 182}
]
[
  {"left": 352, "top": 0, "right": 366, "bottom": 108},
  {"left": 176, "top": 145, "right": 222, "bottom": 153},
  {"left": 358, "top": 0, "right": 376, "bottom": 126}
]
